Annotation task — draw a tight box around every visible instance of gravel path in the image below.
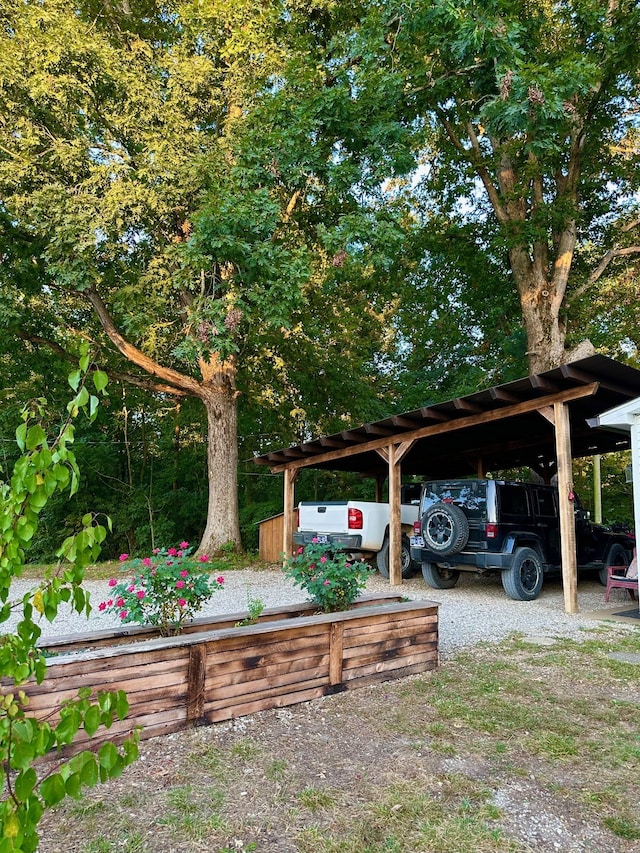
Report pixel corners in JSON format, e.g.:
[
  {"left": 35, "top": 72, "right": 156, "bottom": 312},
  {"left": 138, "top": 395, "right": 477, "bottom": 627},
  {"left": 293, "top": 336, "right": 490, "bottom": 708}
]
[{"left": 8, "top": 568, "right": 638, "bottom": 656}]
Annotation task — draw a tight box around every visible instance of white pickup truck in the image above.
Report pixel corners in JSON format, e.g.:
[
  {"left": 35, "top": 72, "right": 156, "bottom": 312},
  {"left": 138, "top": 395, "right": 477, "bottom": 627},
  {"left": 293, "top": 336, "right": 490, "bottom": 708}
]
[{"left": 293, "top": 485, "right": 421, "bottom": 579}]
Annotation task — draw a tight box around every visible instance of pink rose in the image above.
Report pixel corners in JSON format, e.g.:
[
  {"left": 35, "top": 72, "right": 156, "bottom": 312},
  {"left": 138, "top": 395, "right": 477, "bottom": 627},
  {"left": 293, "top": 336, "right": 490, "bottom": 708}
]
[
  {"left": 216, "top": 576, "right": 224, "bottom": 585},
  {"left": 136, "top": 590, "right": 145, "bottom": 599},
  {"left": 128, "top": 585, "right": 135, "bottom": 593},
  {"left": 167, "top": 547, "right": 178, "bottom": 557},
  {"left": 198, "top": 554, "right": 210, "bottom": 563},
  {"left": 297, "top": 547, "right": 304, "bottom": 555},
  {"left": 180, "top": 541, "right": 189, "bottom": 549},
  {"left": 116, "top": 598, "right": 125, "bottom": 607},
  {"left": 176, "top": 550, "right": 183, "bottom": 557},
  {"left": 142, "top": 557, "right": 152, "bottom": 567},
  {"left": 98, "top": 601, "right": 107, "bottom": 611},
  {"left": 119, "top": 553, "right": 129, "bottom": 562},
  {"left": 180, "top": 570, "right": 189, "bottom": 577},
  {"left": 320, "top": 556, "right": 327, "bottom": 563},
  {"left": 108, "top": 578, "right": 117, "bottom": 587},
  {"left": 153, "top": 548, "right": 161, "bottom": 555},
  {"left": 107, "top": 599, "right": 113, "bottom": 606},
  {"left": 323, "top": 580, "right": 330, "bottom": 586},
  {"left": 178, "top": 598, "right": 186, "bottom": 607},
  {"left": 176, "top": 580, "right": 185, "bottom": 589},
  {"left": 119, "top": 610, "right": 128, "bottom": 619}
]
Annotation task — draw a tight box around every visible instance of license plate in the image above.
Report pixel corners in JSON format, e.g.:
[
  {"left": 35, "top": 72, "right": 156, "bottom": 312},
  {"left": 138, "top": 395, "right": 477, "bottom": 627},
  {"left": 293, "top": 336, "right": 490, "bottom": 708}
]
[
  {"left": 315, "top": 534, "right": 329, "bottom": 544},
  {"left": 410, "top": 536, "right": 424, "bottom": 547}
]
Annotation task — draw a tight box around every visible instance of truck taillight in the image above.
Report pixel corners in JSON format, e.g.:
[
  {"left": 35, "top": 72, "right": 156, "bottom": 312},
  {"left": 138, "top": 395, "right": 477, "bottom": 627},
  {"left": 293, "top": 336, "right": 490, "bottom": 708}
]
[
  {"left": 413, "top": 520, "right": 421, "bottom": 535},
  {"left": 486, "top": 523, "right": 498, "bottom": 539},
  {"left": 348, "top": 508, "right": 363, "bottom": 530}
]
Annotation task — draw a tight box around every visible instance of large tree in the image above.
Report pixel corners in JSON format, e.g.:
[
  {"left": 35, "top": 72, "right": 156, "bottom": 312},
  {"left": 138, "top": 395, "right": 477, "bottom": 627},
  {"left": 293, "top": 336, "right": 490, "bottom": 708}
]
[
  {"left": 348, "top": 0, "right": 640, "bottom": 373},
  {"left": 0, "top": 0, "right": 409, "bottom": 553}
]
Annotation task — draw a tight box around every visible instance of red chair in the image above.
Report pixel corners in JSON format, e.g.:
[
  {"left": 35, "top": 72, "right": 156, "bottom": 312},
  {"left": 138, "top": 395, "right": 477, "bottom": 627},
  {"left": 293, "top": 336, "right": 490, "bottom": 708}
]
[{"left": 605, "top": 550, "right": 637, "bottom": 602}]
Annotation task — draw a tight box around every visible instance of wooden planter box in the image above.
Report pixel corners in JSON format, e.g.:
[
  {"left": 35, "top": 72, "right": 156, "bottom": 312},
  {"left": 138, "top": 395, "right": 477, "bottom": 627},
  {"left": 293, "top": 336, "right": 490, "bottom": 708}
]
[{"left": 24, "top": 593, "right": 438, "bottom": 748}]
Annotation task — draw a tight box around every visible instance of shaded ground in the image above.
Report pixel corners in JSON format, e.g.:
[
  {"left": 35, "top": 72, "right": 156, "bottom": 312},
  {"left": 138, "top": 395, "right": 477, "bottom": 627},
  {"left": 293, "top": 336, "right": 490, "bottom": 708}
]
[{"left": 37, "top": 626, "right": 640, "bottom": 853}]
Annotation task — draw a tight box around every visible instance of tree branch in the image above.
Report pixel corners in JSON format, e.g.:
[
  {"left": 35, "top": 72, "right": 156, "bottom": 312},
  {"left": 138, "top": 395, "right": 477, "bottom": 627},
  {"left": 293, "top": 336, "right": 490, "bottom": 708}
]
[
  {"left": 16, "top": 331, "right": 189, "bottom": 396},
  {"left": 83, "top": 285, "right": 203, "bottom": 397},
  {"left": 566, "top": 245, "right": 640, "bottom": 306}
]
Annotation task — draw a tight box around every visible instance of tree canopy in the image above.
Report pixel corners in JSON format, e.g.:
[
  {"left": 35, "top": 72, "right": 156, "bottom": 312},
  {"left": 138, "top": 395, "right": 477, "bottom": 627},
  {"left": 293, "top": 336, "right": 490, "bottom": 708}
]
[{"left": 1, "top": 0, "right": 639, "bottom": 556}]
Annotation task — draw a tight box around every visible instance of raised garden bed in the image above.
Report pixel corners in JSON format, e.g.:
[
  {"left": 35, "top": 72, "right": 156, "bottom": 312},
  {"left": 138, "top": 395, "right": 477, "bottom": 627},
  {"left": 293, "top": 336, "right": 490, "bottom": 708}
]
[{"left": 24, "top": 593, "right": 438, "bottom": 748}]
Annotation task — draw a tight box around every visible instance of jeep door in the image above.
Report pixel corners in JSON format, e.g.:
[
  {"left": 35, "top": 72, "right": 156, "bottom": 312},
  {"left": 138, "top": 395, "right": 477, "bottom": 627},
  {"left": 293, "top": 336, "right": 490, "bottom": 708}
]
[{"left": 532, "top": 488, "right": 560, "bottom": 566}]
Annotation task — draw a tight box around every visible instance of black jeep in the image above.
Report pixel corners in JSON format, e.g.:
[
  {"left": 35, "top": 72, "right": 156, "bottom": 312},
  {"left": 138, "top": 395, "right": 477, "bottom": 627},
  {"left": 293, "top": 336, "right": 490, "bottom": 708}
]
[{"left": 409, "top": 479, "right": 633, "bottom": 601}]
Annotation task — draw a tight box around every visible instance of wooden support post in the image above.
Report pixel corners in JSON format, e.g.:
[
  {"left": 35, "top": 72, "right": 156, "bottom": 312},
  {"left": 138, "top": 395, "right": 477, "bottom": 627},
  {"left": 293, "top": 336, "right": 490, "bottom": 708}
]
[
  {"left": 282, "top": 469, "right": 298, "bottom": 564},
  {"left": 593, "top": 454, "right": 602, "bottom": 524},
  {"left": 388, "top": 442, "right": 402, "bottom": 586},
  {"left": 554, "top": 402, "right": 578, "bottom": 614}
]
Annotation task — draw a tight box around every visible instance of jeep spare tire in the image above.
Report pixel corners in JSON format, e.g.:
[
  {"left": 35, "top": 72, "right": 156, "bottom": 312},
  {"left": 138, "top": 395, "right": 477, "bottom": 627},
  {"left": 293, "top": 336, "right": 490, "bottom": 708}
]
[{"left": 421, "top": 502, "right": 469, "bottom": 556}]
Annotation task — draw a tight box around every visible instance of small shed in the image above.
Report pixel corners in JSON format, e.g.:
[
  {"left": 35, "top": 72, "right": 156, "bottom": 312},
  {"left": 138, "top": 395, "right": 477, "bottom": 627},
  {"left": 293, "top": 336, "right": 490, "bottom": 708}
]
[{"left": 258, "top": 513, "right": 284, "bottom": 562}]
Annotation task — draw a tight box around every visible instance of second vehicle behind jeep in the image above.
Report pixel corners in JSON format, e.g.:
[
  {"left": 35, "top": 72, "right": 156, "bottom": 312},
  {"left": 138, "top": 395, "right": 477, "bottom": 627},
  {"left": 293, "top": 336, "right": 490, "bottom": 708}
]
[{"left": 410, "top": 479, "right": 632, "bottom": 601}]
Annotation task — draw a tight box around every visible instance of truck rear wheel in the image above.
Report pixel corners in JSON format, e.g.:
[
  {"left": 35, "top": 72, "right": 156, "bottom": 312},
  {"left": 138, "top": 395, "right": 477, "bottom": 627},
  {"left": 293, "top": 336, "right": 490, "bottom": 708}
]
[
  {"left": 421, "top": 562, "right": 460, "bottom": 589},
  {"left": 502, "top": 547, "right": 544, "bottom": 601},
  {"left": 376, "top": 535, "right": 416, "bottom": 579}
]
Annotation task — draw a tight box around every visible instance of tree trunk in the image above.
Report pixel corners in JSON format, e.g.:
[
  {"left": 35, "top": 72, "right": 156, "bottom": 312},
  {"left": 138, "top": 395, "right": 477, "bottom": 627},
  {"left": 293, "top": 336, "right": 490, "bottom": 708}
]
[
  {"left": 509, "top": 247, "right": 567, "bottom": 374},
  {"left": 198, "top": 377, "right": 242, "bottom": 556}
]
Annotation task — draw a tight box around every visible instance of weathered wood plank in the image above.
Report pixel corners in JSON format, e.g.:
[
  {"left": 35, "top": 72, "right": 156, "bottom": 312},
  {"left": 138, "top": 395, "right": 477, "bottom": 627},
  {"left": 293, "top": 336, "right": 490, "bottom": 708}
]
[
  {"left": 205, "top": 652, "right": 329, "bottom": 691},
  {"left": 204, "top": 664, "right": 330, "bottom": 707},
  {"left": 329, "top": 622, "right": 343, "bottom": 685},
  {"left": 344, "top": 649, "right": 438, "bottom": 682},
  {"left": 343, "top": 636, "right": 438, "bottom": 668},
  {"left": 205, "top": 684, "right": 330, "bottom": 724}
]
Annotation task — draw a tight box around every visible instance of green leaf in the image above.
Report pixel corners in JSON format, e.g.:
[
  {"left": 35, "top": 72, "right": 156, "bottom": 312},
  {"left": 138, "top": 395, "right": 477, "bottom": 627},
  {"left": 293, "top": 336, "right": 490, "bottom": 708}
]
[
  {"left": 15, "top": 423, "right": 27, "bottom": 451},
  {"left": 68, "top": 369, "right": 82, "bottom": 391},
  {"left": 92, "top": 370, "right": 108, "bottom": 393},
  {"left": 14, "top": 768, "right": 37, "bottom": 801},
  {"left": 25, "top": 425, "right": 47, "bottom": 451},
  {"left": 80, "top": 755, "right": 99, "bottom": 787},
  {"left": 40, "top": 773, "right": 66, "bottom": 806},
  {"left": 83, "top": 705, "right": 101, "bottom": 738},
  {"left": 64, "top": 772, "right": 82, "bottom": 799},
  {"left": 97, "top": 741, "right": 118, "bottom": 771}
]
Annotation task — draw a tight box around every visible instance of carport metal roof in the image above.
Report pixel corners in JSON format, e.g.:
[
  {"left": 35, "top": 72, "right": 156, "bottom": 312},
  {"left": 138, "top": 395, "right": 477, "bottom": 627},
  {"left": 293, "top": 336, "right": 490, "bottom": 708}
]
[{"left": 254, "top": 355, "right": 640, "bottom": 479}]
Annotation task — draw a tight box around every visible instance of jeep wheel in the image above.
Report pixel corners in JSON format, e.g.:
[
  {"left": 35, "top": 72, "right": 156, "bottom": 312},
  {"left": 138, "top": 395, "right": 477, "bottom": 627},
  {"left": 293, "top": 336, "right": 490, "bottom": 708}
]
[
  {"left": 599, "top": 543, "right": 629, "bottom": 586},
  {"left": 421, "top": 502, "right": 469, "bottom": 556},
  {"left": 502, "top": 547, "right": 544, "bottom": 601},
  {"left": 376, "top": 535, "right": 416, "bottom": 580},
  {"left": 422, "top": 562, "right": 460, "bottom": 589}
]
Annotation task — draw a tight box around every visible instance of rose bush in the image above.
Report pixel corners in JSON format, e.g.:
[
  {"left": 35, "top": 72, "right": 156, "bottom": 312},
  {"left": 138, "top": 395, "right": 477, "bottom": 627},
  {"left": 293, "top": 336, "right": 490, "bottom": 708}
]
[
  {"left": 284, "top": 540, "right": 372, "bottom": 612},
  {"left": 100, "top": 543, "right": 224, "bottom": 636}
]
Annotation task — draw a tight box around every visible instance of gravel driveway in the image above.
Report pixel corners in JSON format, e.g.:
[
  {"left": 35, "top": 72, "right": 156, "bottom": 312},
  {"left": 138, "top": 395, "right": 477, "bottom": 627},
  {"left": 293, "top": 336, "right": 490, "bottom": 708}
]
[{"left": 9, "top": 567, "right": 638, "bottom": 656}]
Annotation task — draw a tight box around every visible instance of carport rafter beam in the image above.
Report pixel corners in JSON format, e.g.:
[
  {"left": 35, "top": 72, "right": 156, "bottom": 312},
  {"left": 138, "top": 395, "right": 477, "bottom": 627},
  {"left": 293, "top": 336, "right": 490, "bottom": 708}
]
[{"left": 264, "top": 383, "right": 600, "bottom": 473}]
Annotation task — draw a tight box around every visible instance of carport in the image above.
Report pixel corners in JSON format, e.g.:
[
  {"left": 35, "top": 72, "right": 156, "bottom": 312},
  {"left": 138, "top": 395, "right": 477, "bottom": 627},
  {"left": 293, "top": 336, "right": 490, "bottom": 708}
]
[{"left": 253, "top": 355, "right": 640, "bottom": 613}]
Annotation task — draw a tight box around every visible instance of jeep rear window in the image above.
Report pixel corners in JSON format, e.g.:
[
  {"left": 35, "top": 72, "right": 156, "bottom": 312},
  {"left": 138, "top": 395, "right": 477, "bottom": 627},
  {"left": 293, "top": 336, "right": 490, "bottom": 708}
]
[
  {"left": 499, "top": 484, "right": 530, "bottom": 517},
  {"left": 422, "top": 481, "right": 487, "bottom": 521}
]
